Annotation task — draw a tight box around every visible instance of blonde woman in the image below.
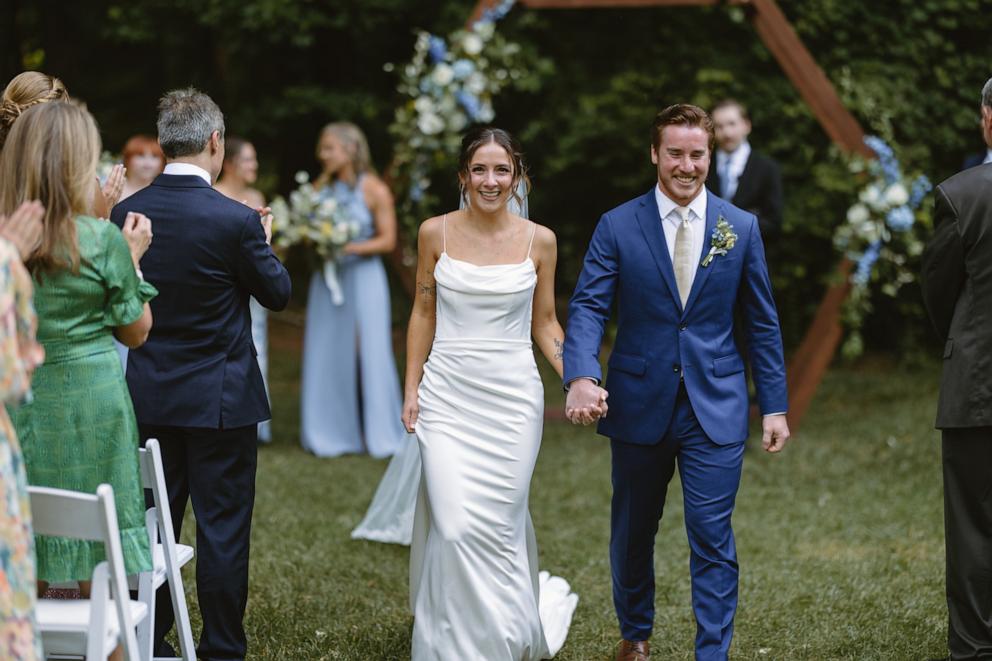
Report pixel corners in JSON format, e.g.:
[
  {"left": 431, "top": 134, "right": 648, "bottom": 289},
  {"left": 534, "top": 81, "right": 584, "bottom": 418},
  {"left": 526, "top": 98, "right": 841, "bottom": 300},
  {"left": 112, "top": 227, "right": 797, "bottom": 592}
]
[
  {"left": 0, "top": 102, "right": 156, "bottom": 594},
  {"left": 300, "top": 122, "right": 409, "bottom": 457}
]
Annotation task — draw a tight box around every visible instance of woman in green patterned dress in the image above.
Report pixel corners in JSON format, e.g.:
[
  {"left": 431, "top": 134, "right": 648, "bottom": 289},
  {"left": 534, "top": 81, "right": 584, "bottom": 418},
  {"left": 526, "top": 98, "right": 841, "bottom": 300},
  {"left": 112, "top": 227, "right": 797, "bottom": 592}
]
[{"left": 0, "top": 101, "right": 156, "bottom": 588}]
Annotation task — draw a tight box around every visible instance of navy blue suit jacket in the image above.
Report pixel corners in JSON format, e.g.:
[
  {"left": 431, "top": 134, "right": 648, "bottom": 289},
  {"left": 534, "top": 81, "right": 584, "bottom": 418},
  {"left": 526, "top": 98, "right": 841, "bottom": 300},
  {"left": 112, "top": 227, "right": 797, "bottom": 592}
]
[
  {"left": 563, "top": 188, "right": 787, "bottom": 445},
  {"left": 111, "top": 174, "right": 291, "bottom": 429}
]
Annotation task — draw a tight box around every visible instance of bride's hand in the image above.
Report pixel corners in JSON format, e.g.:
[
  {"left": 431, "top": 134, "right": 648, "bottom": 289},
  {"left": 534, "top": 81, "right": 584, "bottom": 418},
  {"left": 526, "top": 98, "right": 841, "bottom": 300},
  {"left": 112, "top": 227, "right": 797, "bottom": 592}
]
[{"left": 402, "top": 394, "right": 419, "bottom": 433}]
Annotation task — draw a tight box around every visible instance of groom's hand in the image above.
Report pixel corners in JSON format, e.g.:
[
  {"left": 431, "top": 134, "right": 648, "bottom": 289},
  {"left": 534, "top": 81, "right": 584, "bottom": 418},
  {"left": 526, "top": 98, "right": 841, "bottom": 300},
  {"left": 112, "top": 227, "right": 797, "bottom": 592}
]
[
  {"left": 761, "top": 414, "right": 791, "bottom": 453},
  {"left": 565, "top": 378, "right": 608, "bottom": 425}
]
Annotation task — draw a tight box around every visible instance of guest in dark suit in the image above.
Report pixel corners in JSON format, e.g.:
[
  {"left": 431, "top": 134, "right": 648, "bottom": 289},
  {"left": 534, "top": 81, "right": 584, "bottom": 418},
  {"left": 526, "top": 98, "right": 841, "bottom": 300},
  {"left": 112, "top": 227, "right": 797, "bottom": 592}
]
[
  {"left": 960, "top": 104, "right": 991, "bottom": 170},
  {"left": 920, "top": 75, "right": 992, "bottom": 661},
  {"left": 706, "top": 99, "right": 783, "bottom": 237},
  {"left": 111, "top": 87, "right": 291, "bottom": 661}
]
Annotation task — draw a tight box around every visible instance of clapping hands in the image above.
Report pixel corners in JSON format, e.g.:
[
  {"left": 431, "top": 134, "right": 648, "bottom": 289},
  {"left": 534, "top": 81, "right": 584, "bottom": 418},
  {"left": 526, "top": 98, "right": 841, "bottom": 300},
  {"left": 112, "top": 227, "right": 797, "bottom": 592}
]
[
  {"left": 122, "top": 212, "right": 153, "bottom": 265},
  {"left": 255, "top": 205, "right": 273, "bottom": 245},
  {"left": 0, "top": 200, "right": 44, "bottom": 261},
  {"left": 565, "top": 378, "right": 609, "bottom": 425}
]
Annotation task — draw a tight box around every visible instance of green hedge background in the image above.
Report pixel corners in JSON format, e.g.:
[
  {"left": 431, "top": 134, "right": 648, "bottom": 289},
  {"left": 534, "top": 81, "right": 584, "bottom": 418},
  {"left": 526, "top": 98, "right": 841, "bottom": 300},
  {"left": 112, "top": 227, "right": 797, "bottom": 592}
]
[{"left": 5, "top": 0, "right": 990, "bottom": 357}]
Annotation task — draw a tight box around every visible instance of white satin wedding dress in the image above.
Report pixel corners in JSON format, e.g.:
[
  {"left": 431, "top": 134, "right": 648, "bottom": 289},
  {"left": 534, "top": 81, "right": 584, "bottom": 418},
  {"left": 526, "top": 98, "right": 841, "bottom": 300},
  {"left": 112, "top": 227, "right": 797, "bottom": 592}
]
[{"left": 409, "top": 219, "right": 578, "bottom": 660}]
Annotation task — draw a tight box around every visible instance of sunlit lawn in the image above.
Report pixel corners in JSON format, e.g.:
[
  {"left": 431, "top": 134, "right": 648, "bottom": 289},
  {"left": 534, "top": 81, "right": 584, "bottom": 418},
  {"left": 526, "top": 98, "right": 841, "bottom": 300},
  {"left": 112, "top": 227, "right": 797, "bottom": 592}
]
[{"left": 171, "top": 317, "right": 947, "bottom": 660}]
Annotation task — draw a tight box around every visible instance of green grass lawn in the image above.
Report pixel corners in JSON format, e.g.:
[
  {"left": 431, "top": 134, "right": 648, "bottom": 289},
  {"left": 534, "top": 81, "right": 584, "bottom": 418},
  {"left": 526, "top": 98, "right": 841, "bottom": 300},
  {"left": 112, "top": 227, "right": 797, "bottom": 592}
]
[{"left": 173, "top": 321, "right": 948, "bottom": 660}]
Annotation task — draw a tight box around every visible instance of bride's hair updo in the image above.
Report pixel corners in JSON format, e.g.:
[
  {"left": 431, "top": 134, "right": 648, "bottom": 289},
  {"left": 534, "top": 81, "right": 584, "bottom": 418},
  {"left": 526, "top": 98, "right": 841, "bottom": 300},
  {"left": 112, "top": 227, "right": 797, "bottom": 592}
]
[
  {"left": 0, "top": 71, "right": 69, "bottom": 151},
  {"left": 457, "top": 127, "right": 531, "bottom": 211}
]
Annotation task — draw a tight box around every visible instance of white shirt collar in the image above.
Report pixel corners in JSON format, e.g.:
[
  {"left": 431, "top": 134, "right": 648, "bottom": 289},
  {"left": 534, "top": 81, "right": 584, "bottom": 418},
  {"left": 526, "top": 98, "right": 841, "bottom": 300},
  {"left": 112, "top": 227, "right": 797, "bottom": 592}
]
[
  {"left": 984, "top": 148, "right": 992, "bottom": 165},
  {"left": 717, "top": 140, "right": 751, "bottom": 172},
  {"left": 163, "top": 162, "right": 212, "bottom": 185},
  {"left": 655, "top": 183, "right": 707, "bottom": 224}
]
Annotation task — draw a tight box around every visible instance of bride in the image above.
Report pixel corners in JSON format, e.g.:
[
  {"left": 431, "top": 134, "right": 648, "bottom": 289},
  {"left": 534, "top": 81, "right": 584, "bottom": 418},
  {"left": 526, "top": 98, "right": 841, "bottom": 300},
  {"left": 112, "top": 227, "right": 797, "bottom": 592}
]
[{"left": 402, "top": 127, "right": 578, "bottom": 659}]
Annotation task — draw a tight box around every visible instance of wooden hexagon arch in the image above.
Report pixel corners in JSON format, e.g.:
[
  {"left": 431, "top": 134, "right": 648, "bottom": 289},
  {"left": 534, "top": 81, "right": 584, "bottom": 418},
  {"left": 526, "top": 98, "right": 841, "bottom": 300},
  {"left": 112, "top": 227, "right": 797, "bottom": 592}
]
[{"left": 395, "top": 0, "right": 868, "bottom": 429}]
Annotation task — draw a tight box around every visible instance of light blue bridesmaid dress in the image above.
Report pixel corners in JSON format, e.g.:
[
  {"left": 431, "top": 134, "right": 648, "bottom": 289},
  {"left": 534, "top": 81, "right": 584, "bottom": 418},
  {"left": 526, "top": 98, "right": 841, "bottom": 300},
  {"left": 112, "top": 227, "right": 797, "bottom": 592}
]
[{"left": 300, "top": 175, "right": 409, "bottom": 458}]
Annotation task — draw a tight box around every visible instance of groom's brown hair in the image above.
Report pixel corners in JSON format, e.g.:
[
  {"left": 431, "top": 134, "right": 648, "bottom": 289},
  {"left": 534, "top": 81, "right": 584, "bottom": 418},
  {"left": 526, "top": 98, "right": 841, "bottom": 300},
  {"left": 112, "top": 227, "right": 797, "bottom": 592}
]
[{"left": 650, "top": 104, "right": 715, "bottom": 151}]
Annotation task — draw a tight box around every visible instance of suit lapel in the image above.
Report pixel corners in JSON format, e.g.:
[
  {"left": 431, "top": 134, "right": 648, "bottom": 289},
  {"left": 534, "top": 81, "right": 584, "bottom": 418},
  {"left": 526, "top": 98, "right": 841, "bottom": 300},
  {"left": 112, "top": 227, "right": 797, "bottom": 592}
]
[
  {"left": 681, "top": 191, "right": 722, "bottom": 318},
  {"left": 634, "top": 189, "right": 681, "bottom": 307},
  {"left": 733, "top": 152, "right": 756, "bottom": 203}
]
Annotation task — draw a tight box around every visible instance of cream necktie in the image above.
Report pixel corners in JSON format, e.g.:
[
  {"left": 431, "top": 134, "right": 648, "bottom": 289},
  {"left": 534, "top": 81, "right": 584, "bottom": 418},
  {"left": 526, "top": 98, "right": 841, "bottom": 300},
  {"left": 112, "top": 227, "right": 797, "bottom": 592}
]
[{"left": 673, "top": 206, "right": 694, "bottom": 307}]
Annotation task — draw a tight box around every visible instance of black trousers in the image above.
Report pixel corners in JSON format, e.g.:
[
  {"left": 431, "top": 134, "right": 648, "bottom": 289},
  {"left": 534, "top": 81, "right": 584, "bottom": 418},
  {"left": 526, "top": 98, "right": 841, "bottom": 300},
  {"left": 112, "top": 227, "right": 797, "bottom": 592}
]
[
  {"left": 140, "top": 424, "right": 258, "bottom": 661},
  {"left": 942, "top": 428, "right": 992, "bottom": 660}
]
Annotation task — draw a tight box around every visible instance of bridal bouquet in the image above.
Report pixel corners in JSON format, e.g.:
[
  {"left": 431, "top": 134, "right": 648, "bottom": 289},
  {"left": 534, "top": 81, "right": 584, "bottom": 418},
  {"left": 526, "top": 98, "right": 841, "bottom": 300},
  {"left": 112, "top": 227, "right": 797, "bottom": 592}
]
[
  {"left": 270, "top": 171, "right": 360, "bottom": 305},
  {"left": 833, "top": 135, "right": 932, "bottom": 356}
]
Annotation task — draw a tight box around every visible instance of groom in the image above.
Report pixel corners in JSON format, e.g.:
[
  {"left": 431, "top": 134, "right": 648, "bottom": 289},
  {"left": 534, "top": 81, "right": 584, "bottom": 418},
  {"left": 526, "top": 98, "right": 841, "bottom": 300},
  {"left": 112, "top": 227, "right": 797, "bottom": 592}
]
[{"left": 564, "top": 104, "right": 790, "bottom": 661}]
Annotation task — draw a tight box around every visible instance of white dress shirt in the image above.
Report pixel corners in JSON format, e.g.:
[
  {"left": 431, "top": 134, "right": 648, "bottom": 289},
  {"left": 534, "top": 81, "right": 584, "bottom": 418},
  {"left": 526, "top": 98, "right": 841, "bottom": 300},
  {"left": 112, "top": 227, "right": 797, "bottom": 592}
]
[
  {"left": 984, "top": 149, "right": 992, "bottom": 165},
  {"left": 163, "top": 162, "right": 212, "bottom": 185},
  {"left": 656, "top": 184, "right": 706, "bottom": 293},
  {"left": 715, "top": 141, "right": 751, "bottom": 200}
]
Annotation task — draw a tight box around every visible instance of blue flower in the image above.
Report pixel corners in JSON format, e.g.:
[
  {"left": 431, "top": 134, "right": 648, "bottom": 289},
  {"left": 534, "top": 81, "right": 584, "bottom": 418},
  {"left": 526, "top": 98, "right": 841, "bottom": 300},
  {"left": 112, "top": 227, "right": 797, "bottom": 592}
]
[
  {"left": 457, "top": 90, "right": 482, "bottom": 121},
  {"left": 452, "top": 59, "right": 475, "bottom": 80},
  {"left": 886, "top": 206, "right": 914, "bottom": 232},
  {"left": 427, "top": 35, "right": 447, "bottom": 63},
  {"left": 481, "top": 0, "right": 516, "bottom": 23},
  {"left": 909, "top": 174, "right": 932, "bottom": 209},
  {"left": 410, "top": 182, "right": 424, "bottom": 202},
  {"left": 864, "top": 135, "right": 901, "bottom": 185},
  {"left": 853, "top": 240, "right": 882, "bottom": 286}
]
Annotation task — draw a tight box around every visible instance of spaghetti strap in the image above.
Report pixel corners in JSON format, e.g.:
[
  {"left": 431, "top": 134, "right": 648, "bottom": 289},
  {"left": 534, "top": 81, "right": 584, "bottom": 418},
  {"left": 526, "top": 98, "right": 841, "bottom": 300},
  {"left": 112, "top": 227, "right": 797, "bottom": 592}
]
[
  {"left": 442, "top": 213, "right": 447, "bottom": 253},
  {"left": 526, "top": 221, "right": 537, "bottom": 259}
]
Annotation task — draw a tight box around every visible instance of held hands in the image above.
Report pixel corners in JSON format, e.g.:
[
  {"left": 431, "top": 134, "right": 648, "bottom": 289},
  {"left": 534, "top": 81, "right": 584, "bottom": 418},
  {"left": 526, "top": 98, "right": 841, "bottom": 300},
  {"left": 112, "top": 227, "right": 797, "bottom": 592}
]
[
  {"left": 401, "top": 393, "right": 419, "bottom": 433},
  {"left": 122, "top": 212, "right": 153, "bottom": 265},
  {"left": 762, "top": 414, "right": 791, "bottom": 453},
  {"left": 565, "top": 378, "right": 609, "bottom": 425},
  {"left": 0, "top": 200, "right": 45, "bottom": 261}
]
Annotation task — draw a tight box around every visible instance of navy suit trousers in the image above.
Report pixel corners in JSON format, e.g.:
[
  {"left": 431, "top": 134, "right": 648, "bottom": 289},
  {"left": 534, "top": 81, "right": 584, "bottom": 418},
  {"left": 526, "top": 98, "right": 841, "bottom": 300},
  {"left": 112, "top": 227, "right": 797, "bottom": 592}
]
[
  {"left": 140, "top": 424, "right": 258, "bottom": 661},
  {"left": 610, "top": 385, "right": 744, "bottom": 660}
]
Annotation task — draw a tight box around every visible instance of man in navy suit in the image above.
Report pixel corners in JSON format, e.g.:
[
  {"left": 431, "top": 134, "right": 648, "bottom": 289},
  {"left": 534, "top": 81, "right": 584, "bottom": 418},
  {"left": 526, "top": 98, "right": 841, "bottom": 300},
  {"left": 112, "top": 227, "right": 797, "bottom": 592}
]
[
  {"left": 112, "top": 88, "right": 291, "bottom": 661},
  {"left": 564, "top": 104, "right": 790, "bottom": 661}
]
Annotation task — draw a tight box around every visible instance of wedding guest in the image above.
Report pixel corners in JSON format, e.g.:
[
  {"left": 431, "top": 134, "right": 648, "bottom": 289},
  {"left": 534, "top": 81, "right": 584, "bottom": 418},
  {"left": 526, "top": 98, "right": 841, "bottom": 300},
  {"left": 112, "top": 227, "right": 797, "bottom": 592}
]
[
  {"left": 120, "top": 134, "right": 164, "bottom": 200},
  {"left": 0, "top": 102, "right": 156, "bottom": 592},
  {"left": 112, "top": 87, "right": 290, "bottom": 660},
  {"left": 0, "top": 71, "right": 125, "bottom": 218},
  {"left": 0, "top": 201, "right": 45, "bottom": 661},
  {"left": 961, "top": 92, "right": 992, "bottom": 170},
  {"left": 300, "top": 122, "right": 407, "bottom": 458},
  {"left": 921, "top": 75, "right": 992, "bottom": 661},
  {"left": 706, "top": 98, "right": 783, "bottom": 237},
  {"left": 215, "top": 136, "right": 272, "bottom": 443}
]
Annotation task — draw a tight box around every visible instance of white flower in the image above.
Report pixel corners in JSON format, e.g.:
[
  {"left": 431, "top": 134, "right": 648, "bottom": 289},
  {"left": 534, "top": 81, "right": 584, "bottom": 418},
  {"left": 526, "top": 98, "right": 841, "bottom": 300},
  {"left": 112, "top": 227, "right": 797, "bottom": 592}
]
[
  {"left": 859, "top": 184, "right": 886, "bottom": 211},
  {"left": 846, "top": 203, "right": 870, "bottom": 225},
  {"left": 478, "top": 101, "right": 495, "bottom": 122},
  {"left": 431, "top": 63, "right": 454, "bottom": 87},
  {"left": 294, "top": 170, "right": 310, "bottom": 185},
  {"left": 318, "top": 199, "right": 338, "bottom": 217},
  {"left": 473, "top": 22, "right": 495, "bottom": 40},
  {"left": 449, "top": 112, "right": 468, "bottom": 132},
  {"left": 466, "top": 72, "right": 487, "bottom": 95},
  {"left": 414, "top": 96, "right": 435, "bottom": 114},
  {"left": 462, "top": 33, "right": 484, "bottom": 56},
  {"left": 417, "top": 112, "right": 445, "bottom": 135},
  {"left": 884, "top": 182, "right": 909, "bottom": 206}
]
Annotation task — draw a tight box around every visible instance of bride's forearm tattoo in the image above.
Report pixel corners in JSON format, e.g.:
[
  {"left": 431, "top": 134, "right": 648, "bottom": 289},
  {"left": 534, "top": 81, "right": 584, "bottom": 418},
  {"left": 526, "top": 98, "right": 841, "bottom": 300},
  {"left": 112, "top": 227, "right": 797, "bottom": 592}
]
[
  {"left": 553, "top": 338, "right": 564, "bottom": 360},
  {"left": 418, "top": 281, "right": 436, "bottom": 300}
]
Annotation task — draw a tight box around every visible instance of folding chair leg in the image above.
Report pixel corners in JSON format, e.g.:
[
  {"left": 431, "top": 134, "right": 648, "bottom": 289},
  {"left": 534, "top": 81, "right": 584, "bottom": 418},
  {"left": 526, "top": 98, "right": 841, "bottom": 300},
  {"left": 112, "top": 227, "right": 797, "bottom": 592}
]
[
  {"left": 167, "top": 567, "right": 196, "bottom": 661},
  {"left": 137, "top": 570, "right": 155, "bottom": 661}
]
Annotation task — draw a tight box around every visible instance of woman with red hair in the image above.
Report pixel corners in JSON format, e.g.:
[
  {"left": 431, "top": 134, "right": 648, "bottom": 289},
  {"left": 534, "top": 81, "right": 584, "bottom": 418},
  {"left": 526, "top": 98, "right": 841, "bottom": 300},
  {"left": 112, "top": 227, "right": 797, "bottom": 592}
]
[{"left": 120, "top": 134, "right": 164, "bottom": 201}]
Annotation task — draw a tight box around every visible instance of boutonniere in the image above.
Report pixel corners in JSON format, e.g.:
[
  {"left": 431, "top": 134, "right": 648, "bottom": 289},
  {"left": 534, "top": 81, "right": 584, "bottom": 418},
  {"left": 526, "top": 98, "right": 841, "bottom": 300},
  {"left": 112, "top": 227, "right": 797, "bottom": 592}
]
[{"left": 701, "top": 216, "right": 738, "bottom": 267}]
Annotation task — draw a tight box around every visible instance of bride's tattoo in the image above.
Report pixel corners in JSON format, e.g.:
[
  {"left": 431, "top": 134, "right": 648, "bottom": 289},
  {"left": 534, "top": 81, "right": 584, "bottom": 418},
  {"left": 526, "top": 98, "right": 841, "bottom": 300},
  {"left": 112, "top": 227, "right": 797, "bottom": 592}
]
[
  {"left": 418, "top": 281, "right": 437, "bottom": 300},
  {"left": 553, "top": 338, "right": 564, "bottom": 360}
]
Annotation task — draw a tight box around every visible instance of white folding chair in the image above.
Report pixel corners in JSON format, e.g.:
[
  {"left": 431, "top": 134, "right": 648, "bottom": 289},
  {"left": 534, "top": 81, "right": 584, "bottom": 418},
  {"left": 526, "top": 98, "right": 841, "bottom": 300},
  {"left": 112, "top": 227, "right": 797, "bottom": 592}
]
[
  {"left": 131, "top": 438, "right": 196, "bottom": 661},
  {"left": 30, "top": 484, "right": 147, "bottom": 661}
]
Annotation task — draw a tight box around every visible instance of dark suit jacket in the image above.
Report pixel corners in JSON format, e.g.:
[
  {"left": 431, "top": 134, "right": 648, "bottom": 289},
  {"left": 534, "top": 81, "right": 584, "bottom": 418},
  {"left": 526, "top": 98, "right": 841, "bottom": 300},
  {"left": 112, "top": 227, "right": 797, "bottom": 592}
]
[
  {"left": 921, "top": 163, "right": 992, "bottom": 429},
  {"left": 706, "top": 149, "right": 783, "bottom": 236},
  {"left": 111, "top": 174, "right": 291, "bottom": 429},
  {"left": 962, "top": 152, "right": 989, "bottom": 171}
]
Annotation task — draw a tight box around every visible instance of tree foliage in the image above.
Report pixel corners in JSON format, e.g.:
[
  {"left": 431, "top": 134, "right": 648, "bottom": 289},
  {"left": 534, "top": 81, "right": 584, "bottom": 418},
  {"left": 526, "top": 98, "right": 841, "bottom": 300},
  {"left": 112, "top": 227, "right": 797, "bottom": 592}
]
[{"left": 5, "top": 0, "right": 990, "bottom": 355}]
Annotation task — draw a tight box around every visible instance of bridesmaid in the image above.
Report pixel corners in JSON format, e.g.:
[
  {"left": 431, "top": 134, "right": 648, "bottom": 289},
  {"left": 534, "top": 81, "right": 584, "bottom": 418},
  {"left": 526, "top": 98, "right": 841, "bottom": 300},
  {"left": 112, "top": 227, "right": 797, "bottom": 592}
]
[
  {"left": 0, "top": 102, "right": 155, "bottom": 591},
  {"left": 300, "top": 122, "right": 408, "bottom": 458},
  {"left": 215, "top": 136, "right": 272, "bottom": 443}
]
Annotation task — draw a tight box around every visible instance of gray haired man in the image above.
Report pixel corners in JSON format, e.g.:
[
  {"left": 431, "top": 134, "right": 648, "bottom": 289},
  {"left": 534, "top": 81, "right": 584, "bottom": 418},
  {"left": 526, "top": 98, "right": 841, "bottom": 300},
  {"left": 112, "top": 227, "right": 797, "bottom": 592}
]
[{"left": 112, "top": 87, "right": 291, "bottom": 661}]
